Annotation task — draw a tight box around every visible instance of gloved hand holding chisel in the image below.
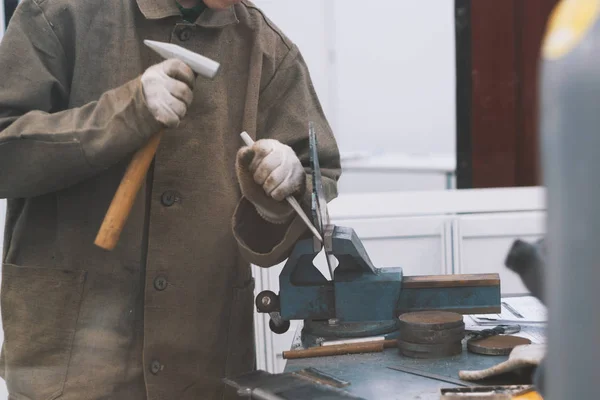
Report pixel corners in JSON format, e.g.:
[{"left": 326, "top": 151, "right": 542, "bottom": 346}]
[{"left": 235, "top": 139, "right": 306, "bottom": 224}]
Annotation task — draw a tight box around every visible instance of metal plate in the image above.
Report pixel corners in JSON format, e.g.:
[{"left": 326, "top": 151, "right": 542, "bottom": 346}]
[
  {"left": 387, "top": 365, "right": 476, "bottom": 387},
  {"left": 398, "top": 311, "right": 465, "bottom": 331},
  {"left": 467, "top": 335, "right": 532, "bottom": 356},
  {"left": 303, "top": 319, "right": 400, "bottom": 338},
  {"left": 223, "top": 369, "right": 366, "bottom": 399},
  {"left": 304, "top": 319, "right": 400, "bottom": 337},
  {"left": 309, "top": 122, "right": 335, "bottom": 276},
  {"left": 399, "top": 323, "right": 465, "bottom": 344},
  {"left": 309, "top": 122, "right": 329, "bottom": 237}
]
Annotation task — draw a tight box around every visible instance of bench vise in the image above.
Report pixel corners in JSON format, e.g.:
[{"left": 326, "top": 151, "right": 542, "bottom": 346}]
[{"left": 255, "top": 124, "right": 501, "bottom": 347}]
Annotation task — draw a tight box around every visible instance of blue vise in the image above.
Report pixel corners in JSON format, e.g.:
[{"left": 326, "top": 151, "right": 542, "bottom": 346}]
[
  {"left": 254, "top": 122, "right": 501, "bottom": 346},
  {"left": 255, "top": 225, "right": 501, "bottom": 346}
]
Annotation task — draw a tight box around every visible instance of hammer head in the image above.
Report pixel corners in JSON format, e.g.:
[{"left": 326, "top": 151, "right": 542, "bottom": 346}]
[{"left": 144, "top": 40, "right": 220, "bottom": 79}]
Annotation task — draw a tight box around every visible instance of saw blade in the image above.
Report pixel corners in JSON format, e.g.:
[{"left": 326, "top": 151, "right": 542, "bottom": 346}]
[{"left": 309, "top": 122, "right": 335, "bottom": 278}]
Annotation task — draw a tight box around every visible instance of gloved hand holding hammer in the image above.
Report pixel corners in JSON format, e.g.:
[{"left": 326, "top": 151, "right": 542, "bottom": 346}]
[
  {"left": 141, "top": 59, "right": 306, "bottom": 226},
  {"left": 141, "top": 59, "right": 196, "bottom": 128}
]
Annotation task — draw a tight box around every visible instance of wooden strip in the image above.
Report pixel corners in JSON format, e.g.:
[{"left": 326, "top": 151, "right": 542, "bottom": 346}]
[
  {"left": 402, "top": 273, "right": 500, "bottom": 289},
  {"left": 282, "top": 341, "right": 384, "bottom": 360}
]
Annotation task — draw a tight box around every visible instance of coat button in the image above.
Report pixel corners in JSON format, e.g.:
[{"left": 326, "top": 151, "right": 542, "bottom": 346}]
[
  {"left": 178, "top": 27, "right": 193, "bottom": 41},
  {"left": 161, "top": 191, "right": 179, "bottom": 207},
  {"left": 154, "top": 275, "right": 168, "bottom": 291},
  {"left": 150, "top": 360, "right": 162, "bottom": 375}
]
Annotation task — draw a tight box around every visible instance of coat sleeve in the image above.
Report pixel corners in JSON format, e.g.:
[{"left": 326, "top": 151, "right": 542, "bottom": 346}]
[
  {"left": 232, "top": 44, "right": 341, "bottom": 267},
  {"left": 0, "top": 1, "right": 162, "bottom": 199}
]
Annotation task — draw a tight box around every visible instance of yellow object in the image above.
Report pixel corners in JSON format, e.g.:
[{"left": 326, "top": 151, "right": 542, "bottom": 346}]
[
  {"left": 542, "top": 0, "right": 600, "bottom": 59},
  {"left": 513, "top": 390, "right": 543, "bottom": 400}
]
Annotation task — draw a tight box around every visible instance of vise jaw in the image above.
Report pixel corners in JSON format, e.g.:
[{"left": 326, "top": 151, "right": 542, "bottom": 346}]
[{"left": 278, "top": 225, "right": 403, "bottom": 324}]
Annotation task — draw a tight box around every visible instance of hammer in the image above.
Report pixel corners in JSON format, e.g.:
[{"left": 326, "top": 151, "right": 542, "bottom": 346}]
[{"left": 94, "top": 41, "right": 220, "bottom": 250}]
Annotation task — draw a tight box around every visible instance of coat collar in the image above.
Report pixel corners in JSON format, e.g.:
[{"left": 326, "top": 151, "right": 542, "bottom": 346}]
[{"left": 136, "top": 0, "right": 239, "bottom": 27}]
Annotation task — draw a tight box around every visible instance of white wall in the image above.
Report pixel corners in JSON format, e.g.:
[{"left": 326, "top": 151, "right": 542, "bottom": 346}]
[
  {"left": 332, "top": 1, "right": 456, "bottom": 156},
  {"left": 253, "top": 0, "right": 457, "bottom": 193},
  {"left": 0, "top": 0, "right": 5, "bottom": 38},
  {"left": 252, "top": 1, "right": 333, "bottom": 123}
]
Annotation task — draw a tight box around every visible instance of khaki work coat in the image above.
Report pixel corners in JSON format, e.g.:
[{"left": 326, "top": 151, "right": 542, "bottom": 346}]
[{"left": 0, "top": 1, "right": 341, "bottom": 399}]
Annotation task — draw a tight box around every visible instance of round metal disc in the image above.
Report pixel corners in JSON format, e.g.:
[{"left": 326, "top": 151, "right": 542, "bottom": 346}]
[
  {"left": 398, "top": 311, "right": 464, "bottom": 331},
  {"left": 399, "top": 341, "right": 463, "bottom": 359},
  {"left": 398, "top": 339, "right": 463, "bottom": 353},
  {"left": 467, "top": 335, "right": 532, "bottom": 356},
  {"left": 399, "top": 323, "right": 465, "bottom": 344}
]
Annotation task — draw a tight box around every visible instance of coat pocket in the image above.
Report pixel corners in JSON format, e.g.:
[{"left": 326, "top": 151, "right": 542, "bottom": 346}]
[
  {"left": 224, "top": 278, "right": 256, "bottom": 380},
  {"left": 0, "top": 264, "right": 86, "bottom": 400}
]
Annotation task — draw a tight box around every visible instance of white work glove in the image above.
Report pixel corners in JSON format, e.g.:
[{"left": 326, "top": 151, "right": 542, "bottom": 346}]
[
  {"left": 141, "top": 59, "right": 195, "bottom": 128},
  {"left": 459, "top": 344, "right": 546, "bottom": 381},
  {"left": 236, "top": 139, "right": 306, "bottom": 224}
]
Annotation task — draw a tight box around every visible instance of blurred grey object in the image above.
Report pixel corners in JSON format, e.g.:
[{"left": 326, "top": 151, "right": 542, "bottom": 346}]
[
  {"left": 504, "top": 238, "right": 546, "bottom": 396},
  {"left": 505, "top": 238, "right": 546, "bottom": 304}
]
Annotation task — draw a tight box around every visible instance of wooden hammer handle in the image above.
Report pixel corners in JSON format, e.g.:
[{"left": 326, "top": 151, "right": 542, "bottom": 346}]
[{"left": 94, "top": 131, "right": 164, "bottom": 250}]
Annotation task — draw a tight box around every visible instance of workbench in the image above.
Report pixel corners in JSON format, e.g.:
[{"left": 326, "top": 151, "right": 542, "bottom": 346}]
[
  {"left": 284, "top": 347, "right": 510, "bottom": 399},
  {"left": 283, "top": 328, "right": 511, "bottom": 399}
]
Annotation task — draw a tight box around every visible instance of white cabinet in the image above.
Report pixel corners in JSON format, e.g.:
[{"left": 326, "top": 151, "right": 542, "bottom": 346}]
[
  {"left": 335, "top": 216, "right": 451, "bottom": 276},
  {"left": 252, "top": 261, "right": 299, "bottom": 374},
  {"left": 338, "top": 153, "right": 456, "bottom": 193},
  {"left": 455, "top": 212, "right": 545, "bottom": 296}
]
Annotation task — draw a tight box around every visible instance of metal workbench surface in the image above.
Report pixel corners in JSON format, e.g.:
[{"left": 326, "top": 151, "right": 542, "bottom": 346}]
[{"left": 284, "top": 343, "right": 509, "bottom": 399}]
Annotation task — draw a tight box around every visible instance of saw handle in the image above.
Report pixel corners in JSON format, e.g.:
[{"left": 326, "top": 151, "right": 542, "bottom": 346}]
[{"left": 94, "top": 131, "right": 164, "bottom": 250}]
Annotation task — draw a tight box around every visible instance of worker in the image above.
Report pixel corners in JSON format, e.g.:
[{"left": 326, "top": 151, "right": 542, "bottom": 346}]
[{"left": 0, "top": 0, "right": 340, "bottom": 399}]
